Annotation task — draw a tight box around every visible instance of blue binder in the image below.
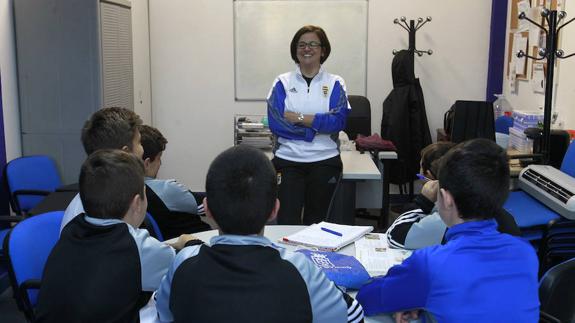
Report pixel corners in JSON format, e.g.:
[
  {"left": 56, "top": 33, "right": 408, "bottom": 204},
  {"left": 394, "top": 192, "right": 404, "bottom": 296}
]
[{"left": 297, "top": 250, "right": 370, "bottom": 289}]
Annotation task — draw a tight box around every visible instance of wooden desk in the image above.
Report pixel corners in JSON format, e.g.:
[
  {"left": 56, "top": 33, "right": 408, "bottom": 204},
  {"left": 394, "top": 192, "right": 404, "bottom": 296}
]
[{"left": 28, "top": 184, "right": 79, "bottom": 216}]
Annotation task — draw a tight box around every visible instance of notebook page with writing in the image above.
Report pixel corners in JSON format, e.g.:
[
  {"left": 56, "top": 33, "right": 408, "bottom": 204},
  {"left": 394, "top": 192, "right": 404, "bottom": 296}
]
[
  {"left": 355, "top": 233, "right": 412, "bottom": 276},
  {"left": 280, "top": 222, "right": 373, "bottom": 251}
]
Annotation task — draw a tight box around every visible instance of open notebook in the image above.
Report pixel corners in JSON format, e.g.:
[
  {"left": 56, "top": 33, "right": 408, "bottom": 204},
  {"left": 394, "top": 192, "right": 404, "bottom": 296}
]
[{"left": 280, "top": 222, "right": 373, "bottom": 251}]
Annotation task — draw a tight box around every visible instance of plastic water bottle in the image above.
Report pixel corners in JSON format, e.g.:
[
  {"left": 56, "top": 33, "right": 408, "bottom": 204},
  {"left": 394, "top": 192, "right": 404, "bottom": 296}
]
[{"left": 493, "top": 94, "right": 512, "bottom": 119}]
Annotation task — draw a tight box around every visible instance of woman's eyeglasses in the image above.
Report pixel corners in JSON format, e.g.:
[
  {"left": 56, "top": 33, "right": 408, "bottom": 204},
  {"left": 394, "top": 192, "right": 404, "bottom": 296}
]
[{"left": 297, "top": 41, "right": 322, "bottom": 49}]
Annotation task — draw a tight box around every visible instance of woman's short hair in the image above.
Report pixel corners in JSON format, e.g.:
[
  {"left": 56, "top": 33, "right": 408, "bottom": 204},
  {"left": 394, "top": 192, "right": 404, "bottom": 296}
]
[{"left": 290, "top": 25, "right": 331, "bottom": 64}]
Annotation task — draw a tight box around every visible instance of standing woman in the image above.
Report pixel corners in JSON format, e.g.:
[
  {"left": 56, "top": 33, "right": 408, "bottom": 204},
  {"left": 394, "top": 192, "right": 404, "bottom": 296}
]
[{"left": 267, "top": 25, "right": 351, "bottom": 225}]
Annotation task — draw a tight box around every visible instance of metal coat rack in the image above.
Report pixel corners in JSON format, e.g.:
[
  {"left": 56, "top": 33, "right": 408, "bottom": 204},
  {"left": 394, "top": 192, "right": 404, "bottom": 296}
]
[
  {"left": 390, "top": 16, "right": 433, "bottom": 200},
  {"left": 392, "top": 16, "right": 433, "bottom": 56},
  {"left": 517, "top": 8, "right": 574, "bottom": 164}
]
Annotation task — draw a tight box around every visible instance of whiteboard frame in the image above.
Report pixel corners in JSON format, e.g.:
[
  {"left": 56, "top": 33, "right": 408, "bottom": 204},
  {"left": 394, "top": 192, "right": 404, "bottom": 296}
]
[{"left": 233, "top": 0, "right": 368, "bottom": 101}]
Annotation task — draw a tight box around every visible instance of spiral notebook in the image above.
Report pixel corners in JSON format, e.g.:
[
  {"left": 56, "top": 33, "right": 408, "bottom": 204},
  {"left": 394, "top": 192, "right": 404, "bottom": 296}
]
[{"left": 280, "top": 222, "right": 373, "bottom": 251}]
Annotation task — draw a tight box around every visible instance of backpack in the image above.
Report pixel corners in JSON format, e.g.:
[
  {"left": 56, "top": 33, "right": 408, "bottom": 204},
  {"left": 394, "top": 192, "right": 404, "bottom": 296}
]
[{"left": 443, "top": 104, "right": 455, "bottom": 135}]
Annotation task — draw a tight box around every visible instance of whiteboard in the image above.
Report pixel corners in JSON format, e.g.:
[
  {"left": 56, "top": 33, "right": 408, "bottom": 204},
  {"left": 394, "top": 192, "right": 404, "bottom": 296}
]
[{"left": 234, "top": 0, "right": 368, "bottom": 101}]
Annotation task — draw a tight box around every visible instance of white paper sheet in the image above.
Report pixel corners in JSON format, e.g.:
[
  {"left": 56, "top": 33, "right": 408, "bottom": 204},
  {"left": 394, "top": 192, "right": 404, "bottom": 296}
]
[
  {"left": 354, "top": 233, "right": 412, "bottom": 277},
  {"left": 529, "top": 7, "right": 542, "bottom": 48},
  {"left": 514, "top": 33, "right": 528, "bottom": 75},
  {"left": 532, "top": 62, "right": 546, "bottom": 94},
  {"left": 509, "top": 64, "right": 517, "bottom": 93},
  {"left": 517, "top": 0, "right": 531, "bottom": 31}
]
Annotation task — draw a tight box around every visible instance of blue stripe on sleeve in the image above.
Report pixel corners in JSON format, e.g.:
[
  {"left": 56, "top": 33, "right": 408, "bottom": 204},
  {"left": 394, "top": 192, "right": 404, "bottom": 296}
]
[
  {"left": 329, "top": 80, "right": 342, "bottom": 108},
  {"left": 267, "top": 80, "right": 315, "bottom": 142},
  {"left": 311, "top": 80, "right": 350, "bottom": 134}
]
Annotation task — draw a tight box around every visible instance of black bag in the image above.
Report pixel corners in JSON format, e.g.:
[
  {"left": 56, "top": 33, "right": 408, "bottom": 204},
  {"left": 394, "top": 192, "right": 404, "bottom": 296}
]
[
  {"left": 443, "top": 105, "right": 455, "bottom": 135},
  {"left": 443, "top": 101, "right": 495, "bottom": 143}
]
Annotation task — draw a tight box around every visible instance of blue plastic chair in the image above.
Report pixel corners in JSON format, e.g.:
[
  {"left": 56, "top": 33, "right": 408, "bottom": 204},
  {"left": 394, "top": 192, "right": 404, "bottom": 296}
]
[
  {"left": 504, "top": 140, "right": 575, "bottom": 242},
  {"left": 0, "top": 228, "right": 11, "bottom": 292},
  {"left": 539, "top": 257, "right": 575, "bottom": 323},
  {"left": 495, "top": 115, "right": 514, "bottom": 134},
  {"left": 146, "top": 212, "right": 164, "bottom": 241},
  {"left": 4, "top": 155, "right": 62, "bottom": 215},
  {"left": 4, "top": 211, "right": 64, "bottom": 321}
]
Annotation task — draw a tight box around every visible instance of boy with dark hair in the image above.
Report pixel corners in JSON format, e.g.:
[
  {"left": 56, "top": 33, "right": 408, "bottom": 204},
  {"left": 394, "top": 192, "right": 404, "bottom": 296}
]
[
  {"left": 386, "top": 142, "right": 454, "bottom": 249},
  {"left": 37, "top": 150, "right": 194, "bottom": 322},
  {"left": 387, "top": 141, "right": 520, "bottom": 249},
  {"left": 357, "top": 139, "right": 539, "bottom": 322},
  {"left": 60, "top": 107, "right": 144, "bottom": 232},
  {"left": 155, "top": 145, "right": 364, "bottom": 323},
  {"left": 81, "top": 107, "right": 144, "bottom": 155},
  {"left": 139, "top": 125, "right": 209, "bottom": 240}
]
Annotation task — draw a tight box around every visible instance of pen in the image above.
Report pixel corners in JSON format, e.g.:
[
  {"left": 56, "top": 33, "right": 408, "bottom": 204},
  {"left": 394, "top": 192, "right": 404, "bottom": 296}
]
[
  {"left": 416, "top": 173, "right": 432, "bottom": 181},
  {"left": 321, "top": 227, "right": 343, "bottom": 237}
]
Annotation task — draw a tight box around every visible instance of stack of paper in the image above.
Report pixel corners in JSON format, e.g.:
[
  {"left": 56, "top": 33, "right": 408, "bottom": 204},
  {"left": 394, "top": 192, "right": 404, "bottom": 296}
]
[
  {"left": 280, "top": 222, "right": 373, "bottom": 251},
  {"left": 355, "top": 233, "right": 412, "bottom": 277}
]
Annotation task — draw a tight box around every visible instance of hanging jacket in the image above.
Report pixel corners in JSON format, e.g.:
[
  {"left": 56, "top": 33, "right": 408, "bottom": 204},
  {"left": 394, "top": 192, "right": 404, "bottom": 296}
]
[{"left": 380, "top": 50, "right": 432, "bottom": 185}]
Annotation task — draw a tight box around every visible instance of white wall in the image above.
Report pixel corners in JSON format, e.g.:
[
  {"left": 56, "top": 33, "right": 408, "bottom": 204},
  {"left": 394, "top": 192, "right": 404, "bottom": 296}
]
[
  {"left": 503, "top": 2, "right": 575, "bottom": 129},
  {"left": 149, "top": 0, "right": 493, "bottom": 190},
  {"left": 0, "top": 0, "right": 22, "bottom": 161},
  {"left": 131, "top": 0, "right": 152, "bottom": 125}
]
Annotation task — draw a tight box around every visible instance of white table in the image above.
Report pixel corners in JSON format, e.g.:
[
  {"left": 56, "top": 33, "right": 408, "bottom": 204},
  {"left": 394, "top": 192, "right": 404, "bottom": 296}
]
[
  {"left": 378, "top": 151, "right": 399, "bottom": 228},
  {"left": 265, "top": 150, "right": 381, "bottom": 180},
  {"left": 159, "top": 226, "right": 397, "bottom": 323},
  {"left": 266, "top": 150, "right": 381, "bottom": 225},
  {"left": 341, "top": 150, "right": 381, "bottom": 180}
]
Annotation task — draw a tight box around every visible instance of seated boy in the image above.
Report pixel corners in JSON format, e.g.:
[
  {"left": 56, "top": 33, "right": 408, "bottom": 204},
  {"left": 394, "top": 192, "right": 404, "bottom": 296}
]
[
  {"left": 37, "top": 150, "right": 194, "bottom": 322},
  {"left": 357, "top": 139, "right": 539, "bottom": 322},
  {"left": 60, "top": 107, "right": 144, "bottom": 232},
  {"left": 155, "top": 146, "right": 364, "bottom": 323},
  {"left": 139, "top": 125, "right": 210, "bottom": 239},
  {"left": 387, "top": 142, "right": 520, "bottom": 250},
  {"left": 386, "top": 142, "right": 454, "bottom": 249}
]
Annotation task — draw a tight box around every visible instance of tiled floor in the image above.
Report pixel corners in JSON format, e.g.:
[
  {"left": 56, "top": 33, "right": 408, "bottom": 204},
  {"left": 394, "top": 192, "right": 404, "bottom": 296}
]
[{"left": 0, "top": 288, "right": 26, "bottom": 323}]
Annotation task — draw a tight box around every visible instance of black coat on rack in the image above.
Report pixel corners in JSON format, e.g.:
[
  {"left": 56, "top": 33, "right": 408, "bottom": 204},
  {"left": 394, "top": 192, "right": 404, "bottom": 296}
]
[{"left": 381, "top": 50, "right": 432, "bottom": 185}]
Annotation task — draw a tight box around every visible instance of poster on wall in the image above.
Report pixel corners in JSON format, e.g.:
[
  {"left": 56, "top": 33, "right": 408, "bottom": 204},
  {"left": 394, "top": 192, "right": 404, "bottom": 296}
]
[{"left": 531, "top": 62, "right": 546, "bottom": 93}]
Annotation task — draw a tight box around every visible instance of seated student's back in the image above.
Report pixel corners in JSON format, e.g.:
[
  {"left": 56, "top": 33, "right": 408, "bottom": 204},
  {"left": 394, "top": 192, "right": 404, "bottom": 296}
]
[
  {"left": 37, "top": 150, "right": 176, "bottom": 323},
  {"left": 155, "top": 146, "right": 364, "bottom": 323},
  {"left": 357, "top": 139, "right": 539, "bottom": 323},
  {"left": 139, "top": 124, "right": 210, "bottom": 239},
  {"left": 60, "top": 107, "right": 145, "bottom": 232}
]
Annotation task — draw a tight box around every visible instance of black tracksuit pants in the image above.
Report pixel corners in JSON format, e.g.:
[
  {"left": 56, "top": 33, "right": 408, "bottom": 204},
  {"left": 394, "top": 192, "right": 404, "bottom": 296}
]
[{"left": 272, "top": 155, "right": 342, "bottom": 225}]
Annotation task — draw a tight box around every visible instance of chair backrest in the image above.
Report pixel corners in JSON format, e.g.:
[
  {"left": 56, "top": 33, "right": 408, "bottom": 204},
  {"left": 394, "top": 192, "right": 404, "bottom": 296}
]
[
  {"left": 145, "top": 212, "right": 164, "bottom": 242},
  {"left": 560, "top": 139, "right": 575, "bottom": 177},
  {"left": 4, "top": 155, "right": 62, "bottom": 215},
  {"left": 495, "top": 115, "right": 514, "bottom": 134},
  {"left": 539, "top": 257, "right": 575, "bottom": 323},
  {"left": 4, "top": 211, "right": 64, "bottom": 319},
  {"left": 345, "top": 95, "right": 371, "bottom": 140},
  {"left": 448, "top": 100, "right": 495, "bottom": 143}
]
